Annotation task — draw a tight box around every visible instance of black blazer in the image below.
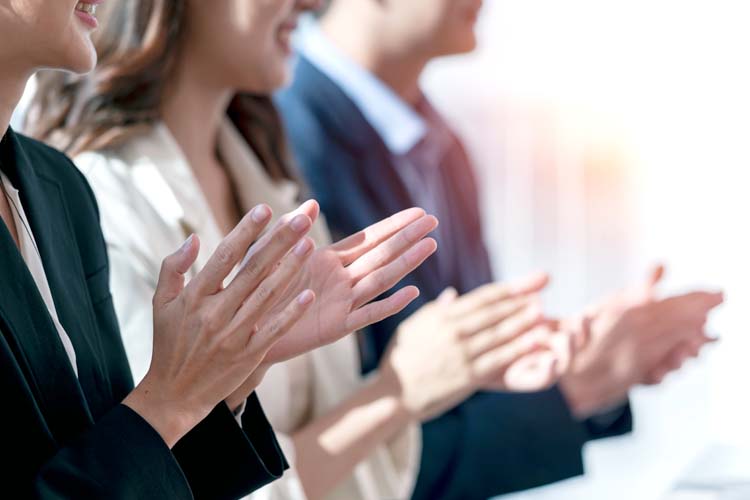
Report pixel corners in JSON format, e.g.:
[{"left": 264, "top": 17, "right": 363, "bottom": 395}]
[
  {"left": 0, "top": 128, "right": 287, "bottom": 499},
  {"left": 277, "top": 56, "right": 633, "bottom": 500}
]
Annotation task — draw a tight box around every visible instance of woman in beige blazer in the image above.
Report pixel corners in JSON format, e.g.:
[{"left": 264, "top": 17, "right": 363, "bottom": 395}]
[{"left": 28, "top": 1, "right": 574, "bottom": 498}]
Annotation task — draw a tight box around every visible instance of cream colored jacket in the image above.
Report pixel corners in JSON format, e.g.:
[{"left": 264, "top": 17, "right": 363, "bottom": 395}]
[{"left": 74, "top": 121, "right": 420, "bottom": 500}]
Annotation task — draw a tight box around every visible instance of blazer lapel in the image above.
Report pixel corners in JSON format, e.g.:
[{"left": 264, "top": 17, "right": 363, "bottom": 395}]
[
  {"left": 0, "top": 130, "right": 93, "bottom": 441},
  {"left": 296, "top": 57, "right": 444, "bottom": 296}
]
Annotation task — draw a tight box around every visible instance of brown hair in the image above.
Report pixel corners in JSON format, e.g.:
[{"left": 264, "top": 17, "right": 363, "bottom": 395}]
[
  {"left": 228, "top": 94, "right": 298, "bottom": 183},
  {"left": 26, "top": 0, "right": 298, "bottom": 184},
  {"left": 26, "top": 0, "right": 187, "bottom": 156}
]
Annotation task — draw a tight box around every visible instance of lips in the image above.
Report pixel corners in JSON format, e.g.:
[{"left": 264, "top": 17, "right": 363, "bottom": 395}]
[
  {"left": 74, "top": 0, "right": 104, "bottom": 29},
  {"left": 75, "top": 0, "right": 102, "bottom": 14}
]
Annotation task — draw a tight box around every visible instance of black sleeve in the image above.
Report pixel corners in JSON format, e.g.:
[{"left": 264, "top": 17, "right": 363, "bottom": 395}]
[
  {"left": 34, "top": 405, "right": 192, "bottom": 499},
  {"left": 172, "top": 394, "right": 288, "bottom": 500},
  {"left": 49, "top": 147, "right": 287, "bottom": 499}
]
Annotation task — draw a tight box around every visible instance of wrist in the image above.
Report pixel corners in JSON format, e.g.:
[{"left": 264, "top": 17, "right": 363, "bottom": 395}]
[
  {"left": 123, "top": 375, "right": 209, "bottom": 448},
  {"left": 225, "top": 362, "right": 273, "bottom": 412},
  {"left": 371, "top": 369, "right": 416, "bottom": 425},
  {"left": 559, "top": 372, "right": 595, "bottom": 420}
]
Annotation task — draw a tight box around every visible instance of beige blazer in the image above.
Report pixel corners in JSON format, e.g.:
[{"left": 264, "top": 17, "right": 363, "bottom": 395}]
[{"left": 74, "top": 121, "right": 420, "bottom": 500}]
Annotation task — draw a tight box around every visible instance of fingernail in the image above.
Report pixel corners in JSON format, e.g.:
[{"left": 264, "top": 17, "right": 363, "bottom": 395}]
[
  {"left": 251, "top": 204, "right": 271, "bottom": 223},
  {"left": 180, "top": 234, "right": 194, "bottom": 254},
  {"left": 290, "top": 214, "right": 310, "bottom": 234},
  {"left": 294, "top": 238, "right": 313, "bottom": 257},
  {"left": 298, "top": 290, "right": 315, "bottom": 305}
]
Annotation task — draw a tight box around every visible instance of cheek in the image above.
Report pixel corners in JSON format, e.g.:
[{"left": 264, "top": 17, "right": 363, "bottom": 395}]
[{"left": 28, "top": 4, "right": 98, "bottom": 73}]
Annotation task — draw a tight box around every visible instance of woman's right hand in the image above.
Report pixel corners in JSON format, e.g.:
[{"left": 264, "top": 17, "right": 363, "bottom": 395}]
[
  {"left": 378, "top": 273, "right": 564, "bottom": 422},
  {"left": 123, "top": 204, "right": 316, "bottom": 448}
]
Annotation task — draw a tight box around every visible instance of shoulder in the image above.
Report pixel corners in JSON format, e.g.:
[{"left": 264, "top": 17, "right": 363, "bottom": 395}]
[{"left": 15, "top": 134, "right": 99, "bottom": 213}]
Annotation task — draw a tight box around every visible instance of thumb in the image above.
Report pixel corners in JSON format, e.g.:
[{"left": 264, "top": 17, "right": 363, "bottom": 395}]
[
  {"left": 154, "top": 234, "right": 200, "bottom": 307},
  {"left": 644, "top": 264, "right": 665, "bottom": 292},
  {"left": 437, "top": 287, "right": 459, "bottom": 304}
]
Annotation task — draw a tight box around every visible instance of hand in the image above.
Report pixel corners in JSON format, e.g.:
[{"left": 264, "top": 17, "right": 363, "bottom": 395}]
[
  {"left": 378, "top": 274, "right": 564, "bottom": 422},
  {"left": 261, "top": 205, "right": 439, "bottom": 363},
  {"left": 560, "top": 265, "right": 723, "bottom": 419},
  {"left": 123, "top": 205, "right": 317, "bottom": 447}
]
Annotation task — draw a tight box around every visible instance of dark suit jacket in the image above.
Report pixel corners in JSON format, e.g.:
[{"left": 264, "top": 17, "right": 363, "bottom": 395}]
[
  {"left": 0, "top": 128, "right": 287, "bottom": 499},
  {"left": 277, "top": 56, "right": 633, "bottom": 500}
]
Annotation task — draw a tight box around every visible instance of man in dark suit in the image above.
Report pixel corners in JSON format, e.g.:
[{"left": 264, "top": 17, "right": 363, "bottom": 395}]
[{"left": 276, "top": 1, "right": 723, "bottom": 498}]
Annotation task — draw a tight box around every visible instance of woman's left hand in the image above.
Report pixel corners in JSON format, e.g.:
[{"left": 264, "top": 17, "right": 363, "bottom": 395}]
[{"left": 257, "top": 202, "right": 438, "bottom": 364}]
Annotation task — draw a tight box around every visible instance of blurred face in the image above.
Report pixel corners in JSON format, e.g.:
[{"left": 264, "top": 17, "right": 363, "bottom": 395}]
[
  {"left": 385, "top": 0, "right": 484, "bottom": 57},
  {"left": 184, "top": 0, "right": 322, "bottom": 94},
  {"left": 0, "top": 0, "right": 102, "bottom": 75}
]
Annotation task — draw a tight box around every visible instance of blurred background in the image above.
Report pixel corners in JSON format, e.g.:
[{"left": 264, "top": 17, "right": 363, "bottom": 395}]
[
  {"left": 11, "top": 1, "right": 749, "bottom": 498},
  {"left": 420, "top": 0, "right": 749, "bottom": 498}
]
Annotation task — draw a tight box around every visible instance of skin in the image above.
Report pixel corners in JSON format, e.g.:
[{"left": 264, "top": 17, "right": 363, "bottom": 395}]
[
  {"left": 157, "top": 0, "right": 572, "bottom": 497},
  {"left": 321, "top": 0, "right": 724, "bottom": 419},
  {"left": 0, "top": 0, "right": 320, "bottom": 451}
]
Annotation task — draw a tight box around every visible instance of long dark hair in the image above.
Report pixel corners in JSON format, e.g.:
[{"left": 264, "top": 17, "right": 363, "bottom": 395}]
[
  {"left": 228, "top": 94, "right": 297, "bottom": 183},
  {"left": 26, "top": 0, "right": 187, "bottom": 155}
]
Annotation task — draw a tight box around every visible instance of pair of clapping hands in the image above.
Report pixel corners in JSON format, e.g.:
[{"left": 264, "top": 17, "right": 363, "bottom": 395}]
[
  {"left": 123, "top": 201, "right": 437, "bottom": 446},
  {"left": 123, "top": 199, "right": 723, "bottom": 444},
  {"left": 378, "top": 265, "right": 722, "bottom": 424}
]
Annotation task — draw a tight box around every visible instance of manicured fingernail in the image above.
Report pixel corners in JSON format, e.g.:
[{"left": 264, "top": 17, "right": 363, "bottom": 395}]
[
  {"left": 294, "top": 238, "right": 313, "bottom": 257},
  {"left": 251, "top": 204, "right": 271, "bottom": 223},
  {"left": 298, "top": 290, "right": 314, "bottom": 305},
  {"left": 290, "top": 214, "right": 310, "bottom": 233},
  {"left": 180, "top": 234, "right": 194, "bottom": 254}
]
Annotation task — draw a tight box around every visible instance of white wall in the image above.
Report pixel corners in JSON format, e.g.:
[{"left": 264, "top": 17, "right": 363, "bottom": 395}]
[{"left": 422, "top": 1, "right": 749, "bottom": 498}]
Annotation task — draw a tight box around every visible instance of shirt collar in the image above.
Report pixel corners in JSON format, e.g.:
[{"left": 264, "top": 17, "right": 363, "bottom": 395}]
[{"left": 297, "top": 24, "right": 427, "bottom": 156}]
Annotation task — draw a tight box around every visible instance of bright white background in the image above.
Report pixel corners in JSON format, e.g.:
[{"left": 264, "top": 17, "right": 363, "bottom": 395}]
[{"left": 423, "top": 1, "right": 750, "bottom": 499}]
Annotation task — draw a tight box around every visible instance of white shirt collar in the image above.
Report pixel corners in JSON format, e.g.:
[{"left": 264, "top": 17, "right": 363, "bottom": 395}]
[
  {"left": 0, "top": 172, "right": 78, "bottom": 376},
  {"left": 297, "top": 24, "right": 427, "bottom": 156}
]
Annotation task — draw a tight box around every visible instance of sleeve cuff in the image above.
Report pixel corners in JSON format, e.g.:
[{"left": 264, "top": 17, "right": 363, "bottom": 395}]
[
  {"left": 584, "top": 401, "right": 633, "bottom": 440},
  {"left": 36, "top": 404, "right": 191, "bottom": 498},
  {"left": 172, "top": 394, "right": 288, "bottom": 500}
]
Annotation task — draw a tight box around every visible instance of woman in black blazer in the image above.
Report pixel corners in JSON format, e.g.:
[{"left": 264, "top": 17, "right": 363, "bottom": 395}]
[{"left": 0, "top": 1, "right": 321, "bottom": 497}]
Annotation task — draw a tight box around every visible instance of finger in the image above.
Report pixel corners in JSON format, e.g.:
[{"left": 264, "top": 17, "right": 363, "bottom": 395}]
[
  {"left": 464, "top": 304, "right": 544, "bottom": 359},
  {"left": 190, "top": 205, "right": 273, "bottom": 296},
  {"left": 154, "top": 234, "right": 201, "bottom": 307},
  {"left": 346, "top": 215, "right": 438, "bottom": 282},
  {"left": 229, "top": 237, "right": 315, "bottom": 333},
  {"left": 437, "top": 287, "right": 459, "bottom": 304},
  {"left": 448, "top": 273, "right": 549, "bottom": 319},
  {"left": 247, "top": 289, "right": 316, "bottom": 353},
  {"left": 652, "top": 291, "right": 725, "bottom": 319},
  {"left": 332, "top": 208, "right": 427, "bottom": 266},
  {"left": 345, "top": 286, "right": 420, "bottom": 332},
  {"left": 642, "top": 339, "right": 695, "bottom": 385},
  {"left": 471, "top": 329, "right": 550, "bottom": 382},
  {"left": 453, "top": 295, "right": 534, "bottom": 339},
  {"left": 239, "top": 201, "right": 319, "bottom": 268},
  {"left": 351, "top": 237, "right": 437, "bottom": 309},
  {"left": 547, "top": 331, "right": 576, "bottom": 376},
  {"left": 643, "top": 265, "right": 665, "bottom": 298},
  {"left": 274, "top": 199, "right": 320, "bottom": 226},
  {"left": 222, "top": 215, "right": 313, "bottom": 315},
  {"left": 503, "top": 352, "right": 560, "bottom": 392}
]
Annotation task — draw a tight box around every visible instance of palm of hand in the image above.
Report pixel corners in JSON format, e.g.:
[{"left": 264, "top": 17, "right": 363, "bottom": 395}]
[{"left": 264, "top": 246, "right": 356, "bottom": 362}]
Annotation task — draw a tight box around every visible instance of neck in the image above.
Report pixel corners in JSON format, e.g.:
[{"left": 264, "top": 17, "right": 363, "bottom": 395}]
[
  {"left": 0, "top": 67, "right": 32, "bottom": 137},
  {"left": 320, "top": 14, "right": 428, "bottom": 106},
  {"left": 160, "top": 59, "right": 232, "bottom": 176}
]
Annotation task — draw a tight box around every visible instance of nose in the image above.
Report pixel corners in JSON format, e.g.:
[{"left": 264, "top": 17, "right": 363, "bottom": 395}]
[{"left": 296, "top": 0, "right": 325, "bottom": 14}]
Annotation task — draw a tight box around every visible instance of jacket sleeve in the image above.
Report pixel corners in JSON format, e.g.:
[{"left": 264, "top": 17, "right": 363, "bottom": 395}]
[
  {"left": 33, "top": 404, "right": 193, "bottom": 499},
  {"left": 32, "top": 400, "right": 286, "bottom": 500},
  {"left": 70, "top": 152, "right": 289, "bottom": 499},
  {"left": 172, "top": 396, "right": 288, "bottom": 500}
]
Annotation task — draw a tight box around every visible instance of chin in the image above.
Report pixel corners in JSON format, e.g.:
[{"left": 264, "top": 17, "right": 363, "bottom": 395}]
[
  {"left": 60, "top": 40, "right": 98, "bottom": 75},
  {"left": 242, "top": 66, "right": 290, "bottom": 94}
]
